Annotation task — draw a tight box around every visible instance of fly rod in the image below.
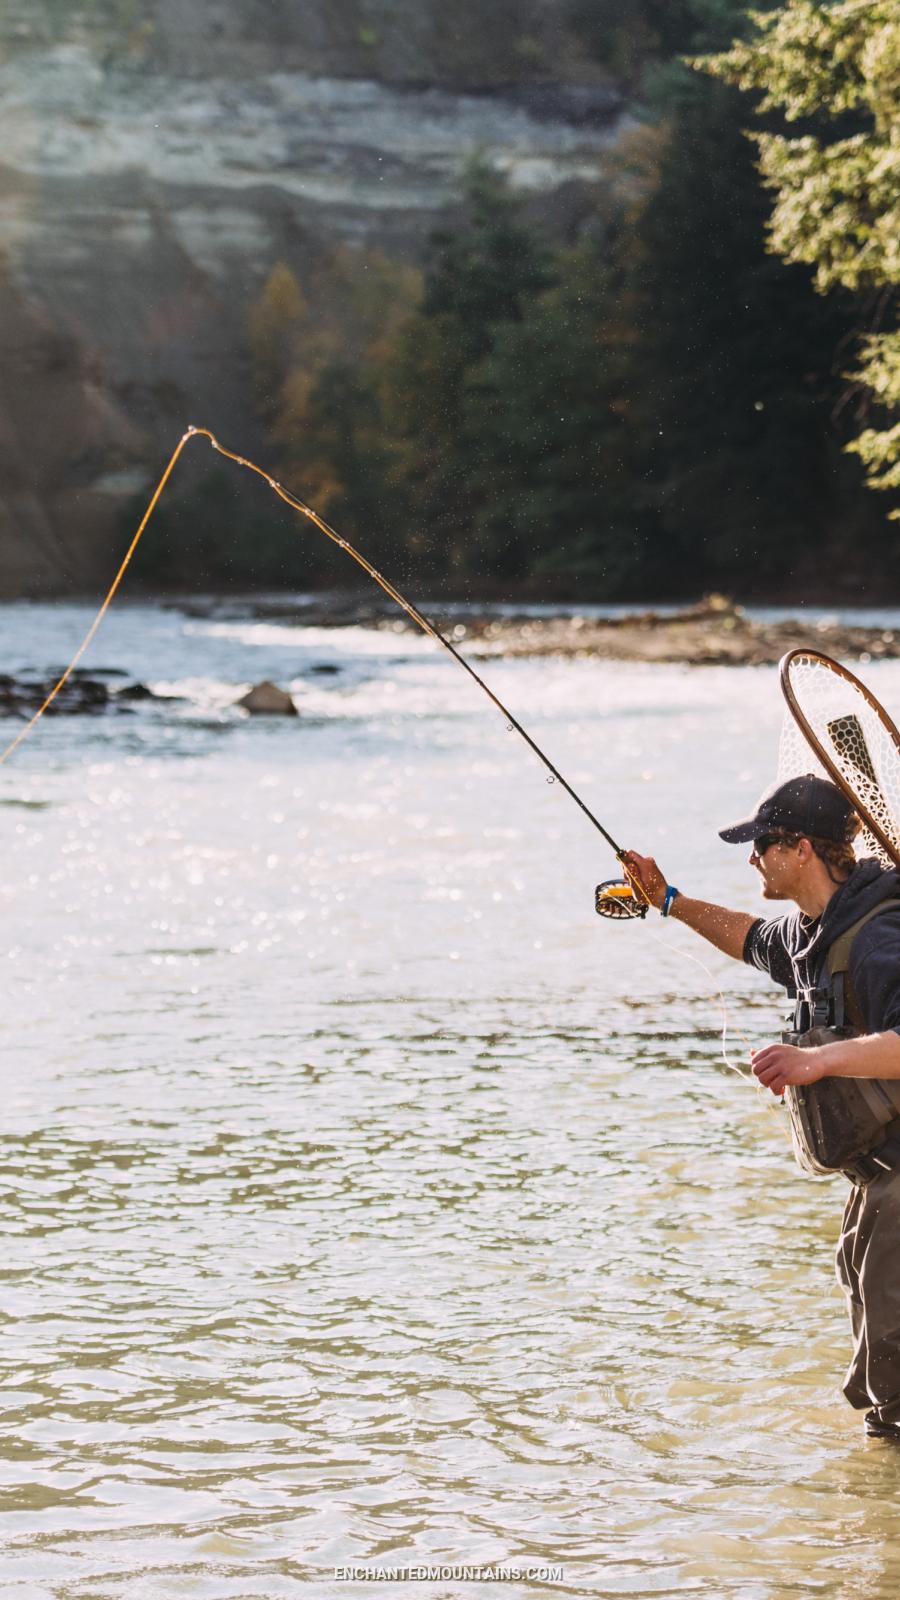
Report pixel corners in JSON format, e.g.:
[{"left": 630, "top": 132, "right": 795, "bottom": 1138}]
[{"left": 0, "top": 426, "right": 645, "bottom": 912}]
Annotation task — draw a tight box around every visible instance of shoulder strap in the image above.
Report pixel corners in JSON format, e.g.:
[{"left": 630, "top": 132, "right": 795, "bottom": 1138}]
[
  {"left": 826, "top": 899, "right": 899, "bottom": 978},
  {"left": 827, "top": 898, "right": 900, "bottom": 1031}
]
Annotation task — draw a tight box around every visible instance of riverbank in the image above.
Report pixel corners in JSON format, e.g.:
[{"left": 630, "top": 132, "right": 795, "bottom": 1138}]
[
  {"left": 467, "top": 598, "right": 900, "bottom": 665},
  {"left": 179, "top": 592, "right": 900, "bottom": 667}
]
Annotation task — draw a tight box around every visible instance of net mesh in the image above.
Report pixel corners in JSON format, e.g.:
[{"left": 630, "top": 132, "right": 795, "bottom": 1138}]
[{"left": 778, "top": 652, "right": 900, "bottom": 867}]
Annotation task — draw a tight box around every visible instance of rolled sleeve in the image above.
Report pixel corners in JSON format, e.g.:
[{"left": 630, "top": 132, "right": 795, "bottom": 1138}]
[
  {"left": 743, "top": 912, "right": 797, "bottom": 991},
  {"left": 742, "top": 918, "right": 763, "bottom": 966}
]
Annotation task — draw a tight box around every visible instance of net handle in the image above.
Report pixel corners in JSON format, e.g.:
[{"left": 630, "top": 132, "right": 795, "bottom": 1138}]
[{"left": 779, "top": 647, "right": 900, "bottom": 870}]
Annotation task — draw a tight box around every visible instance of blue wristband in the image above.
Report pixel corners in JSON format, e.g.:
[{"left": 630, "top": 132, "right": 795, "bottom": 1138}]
[{"left": 661, "top": 885, "right": 680, "bottom": 918}]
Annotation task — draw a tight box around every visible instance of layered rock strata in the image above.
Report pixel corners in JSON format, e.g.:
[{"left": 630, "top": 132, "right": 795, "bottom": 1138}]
[{"left": 0, "top": 3, "right": 628, "bottom": 595}]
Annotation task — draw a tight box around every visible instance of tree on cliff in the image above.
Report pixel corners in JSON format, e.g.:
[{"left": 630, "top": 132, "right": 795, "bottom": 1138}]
[
  {"left": 623, "top": 74, "right": 872, "bottom": 587},
  {"left": 247, "top": 248, "right": 420, "bottom": 566},
  {"left": 248, "top": 262, "right": 308, "bottom": 421},
  {"left": 700, "top": 0, "right": 900, "bottom": 517},
  {"left": 240, "top": 10, "right": 893, "bottom": 599},
  {"left": 461, "top": 244, "right": 652, "bottom": 588},
  {"left": 380, "top": 160, "right": 554, "bottom": 571}
]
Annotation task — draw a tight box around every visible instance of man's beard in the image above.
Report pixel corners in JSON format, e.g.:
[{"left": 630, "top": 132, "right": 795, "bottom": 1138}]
[{"left": 759, "top": 876, "right": 789, "bottom": 901}]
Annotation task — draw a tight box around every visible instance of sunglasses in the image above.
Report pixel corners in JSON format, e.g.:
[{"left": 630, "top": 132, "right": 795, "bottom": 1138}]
[{"left": 753, "top": 832, "right": 786, "bottom": 856}]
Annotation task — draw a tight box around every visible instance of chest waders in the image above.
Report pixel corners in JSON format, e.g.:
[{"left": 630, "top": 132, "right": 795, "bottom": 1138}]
[{"left": 783, "top": 900, "right": 900, "bottom": 1184}]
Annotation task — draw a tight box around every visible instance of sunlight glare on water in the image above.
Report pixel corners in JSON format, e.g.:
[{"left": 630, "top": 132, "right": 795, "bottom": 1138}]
[{"left": 4, "top": 602, "right": 900, "bottom": 1599}]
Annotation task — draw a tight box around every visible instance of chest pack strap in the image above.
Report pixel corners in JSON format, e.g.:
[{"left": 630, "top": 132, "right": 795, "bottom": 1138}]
[
  {"left": 825, "top": 899, "right": 899, "bottom": 1030},
  {"left": 783, "top": 896, "right": 900, "bottom": 1180}
]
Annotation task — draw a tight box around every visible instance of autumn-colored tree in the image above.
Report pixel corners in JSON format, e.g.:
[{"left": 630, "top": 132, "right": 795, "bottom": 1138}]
[{"left": 247, "top": 261, "right": 308, "bottom": 420}]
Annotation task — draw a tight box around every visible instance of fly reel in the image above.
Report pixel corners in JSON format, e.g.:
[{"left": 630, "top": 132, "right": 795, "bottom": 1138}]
[{"left": 595, "top": 878, "right": 648, "bottom": 920}]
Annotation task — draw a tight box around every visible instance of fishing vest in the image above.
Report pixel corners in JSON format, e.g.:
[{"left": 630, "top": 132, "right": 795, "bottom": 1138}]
[{"left": 782, "top": 899, "right": 900, "bottom": 1181}]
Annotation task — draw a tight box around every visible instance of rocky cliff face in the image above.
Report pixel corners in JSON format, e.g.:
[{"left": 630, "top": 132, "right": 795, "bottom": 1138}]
[{"left": 0, "top": 1, "right": 628, "bottom": 595}]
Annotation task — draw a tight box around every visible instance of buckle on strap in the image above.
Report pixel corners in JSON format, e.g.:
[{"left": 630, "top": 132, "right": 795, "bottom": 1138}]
[
  {"left": 843, "top": 1154, "right": 884, "bottom": 1186},
  {"left": 843, "top": 1135, "right": 900, "bottom": 1187},
  {"left": 795, "top": 985, "right": 832, "bottom": 1032},
  {"left": 876, "top": 1134, "right": 900, "bottom": 1168}
]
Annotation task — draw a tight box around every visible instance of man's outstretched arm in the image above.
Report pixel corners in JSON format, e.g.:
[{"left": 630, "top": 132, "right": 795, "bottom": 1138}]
[{"left": 622, "top": 850, "right": 757, "bottom": 963}]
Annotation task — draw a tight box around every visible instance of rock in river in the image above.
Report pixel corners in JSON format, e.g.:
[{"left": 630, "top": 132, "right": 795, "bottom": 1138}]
[
  {"left": 236, "top": 681, "right": 298, "bottom": 716},
  {"left": 0, "top": 669, "right": 156, "bottom": 716}
]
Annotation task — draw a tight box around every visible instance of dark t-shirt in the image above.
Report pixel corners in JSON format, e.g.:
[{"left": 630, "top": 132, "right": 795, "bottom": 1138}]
[{"left": 743, "top": 858, "right": 900, "bottom": 1035}]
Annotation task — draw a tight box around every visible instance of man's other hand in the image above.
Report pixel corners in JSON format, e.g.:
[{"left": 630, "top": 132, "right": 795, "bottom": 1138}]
[{"left": 751, "top": 1042, "right": 826, "bottom": 1095}]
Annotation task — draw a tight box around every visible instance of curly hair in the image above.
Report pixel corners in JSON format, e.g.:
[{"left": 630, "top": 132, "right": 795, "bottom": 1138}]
[{"left": 777, "top": 813, "right": 861, "bottom": 884}]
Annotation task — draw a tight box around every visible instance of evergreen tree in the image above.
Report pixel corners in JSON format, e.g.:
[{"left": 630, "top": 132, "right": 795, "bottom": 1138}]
[
  {"left": 702, "top": 0, "right": 899, "bottom": 515},
  {"left": 463, "top": 245, "right": 653, "bottom": 591},
  {"left": 626, "top": 74, "right": 879, "bottom": 588},
  {"left": 231, "top": 6, "right": 891, "bottom": 599},
  {"left": 380, "top": 160, "right": 554, "bottom": 574}
]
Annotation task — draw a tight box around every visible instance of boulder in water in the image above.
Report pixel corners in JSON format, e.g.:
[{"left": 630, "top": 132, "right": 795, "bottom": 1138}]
[{"left": 236, "top": 680, "right": 298, "bottom": 716}]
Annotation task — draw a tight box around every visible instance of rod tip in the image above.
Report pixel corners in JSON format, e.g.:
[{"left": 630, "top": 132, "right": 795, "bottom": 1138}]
[{"left": 185, "top": 425, "right": 218, "bottom": 450}]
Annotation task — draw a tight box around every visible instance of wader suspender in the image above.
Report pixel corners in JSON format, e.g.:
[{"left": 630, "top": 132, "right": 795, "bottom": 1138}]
[
  {"left": 790, "top": 901, "right": 893, "bottom": 1035},
  {"left": 826, "top": 901, "right": 900, "bottom": 1031}
]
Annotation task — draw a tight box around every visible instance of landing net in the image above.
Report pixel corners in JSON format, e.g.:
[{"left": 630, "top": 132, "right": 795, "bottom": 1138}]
[{"left": 778, "top": 648, "right": 900, "bottom": 869}]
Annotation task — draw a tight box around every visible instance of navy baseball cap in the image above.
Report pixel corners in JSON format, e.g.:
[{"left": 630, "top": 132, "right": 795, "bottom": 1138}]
[{"left": 719, "top": 774, "right": 855, "bottom": 845}]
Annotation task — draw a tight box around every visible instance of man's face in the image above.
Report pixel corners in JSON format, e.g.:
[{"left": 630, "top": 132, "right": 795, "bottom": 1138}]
[{"left": 749, "top": 835, "right": 804, "bottom": 901}]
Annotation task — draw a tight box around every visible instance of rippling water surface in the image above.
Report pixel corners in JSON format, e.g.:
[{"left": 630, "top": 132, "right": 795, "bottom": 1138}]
[{"left": 4, "top": 601, "right": 900, "bottom": 1600}]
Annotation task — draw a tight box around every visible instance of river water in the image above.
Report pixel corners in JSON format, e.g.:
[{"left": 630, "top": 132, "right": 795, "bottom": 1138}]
[{"left": 3, "top": 600, "right": 900, "bottom": 1600}]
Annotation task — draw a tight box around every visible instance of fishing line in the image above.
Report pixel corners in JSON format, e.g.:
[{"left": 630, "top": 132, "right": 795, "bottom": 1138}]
[
  {"left": 0, "top": 436, "right": 189, "bottom": 768},
  {"left": 0, "top": 423, "right": 791, "bottom": 1103},
  {"left": 643, "top": 923, "right": 753, "bottom": 1083},
  {"left": 0, "top": 426, "right": 638, "bottom": 898},
  {"left": 643, "top": 922, "right": 790, "bottom": 1143}
]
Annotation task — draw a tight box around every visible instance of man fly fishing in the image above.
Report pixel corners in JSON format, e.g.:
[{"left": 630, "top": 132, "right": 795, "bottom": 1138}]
[
  {"left": 624, "top": 773, "right": 900, "bottom": 1441},
  {"left": 11, "top": 437, "right": 900, "bottom": 1445}
]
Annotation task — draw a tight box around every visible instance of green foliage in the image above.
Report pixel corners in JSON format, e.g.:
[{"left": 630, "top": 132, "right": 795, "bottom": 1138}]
[
  {"left": 851, "top": 329, "right": 900, "bottom": 494},
  {"left": 626, "top": 78, "right": 870, "bottom": 581},
  {"left": 244, "top": 141, "right": 886, "bottom": 598},
  {"left": 422, "top": 161, "right": 554, "bottom": 353},
  {"left": 700, "top": 1, "right": 899, "bottom": 514},
  {"left": 224, "top": 22, "right": 894, "bottom": 599},
  {"left": 277, "top": 363, "right": 398, "bottom": 567},
  {"left": 244, "top": 246, "right": 421, "bottom": 575},
  {"left": 700, "top": 1, "right": 897, "bottom": 124},
  {"left": 463, "top": 246, "right": 650, "bottom": 588},
  {"left": 247, "top": 262, "right": 308, "bottom": 421},
  {"left": 379, "top": 159, "right": 555, "bottom": 571}
]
